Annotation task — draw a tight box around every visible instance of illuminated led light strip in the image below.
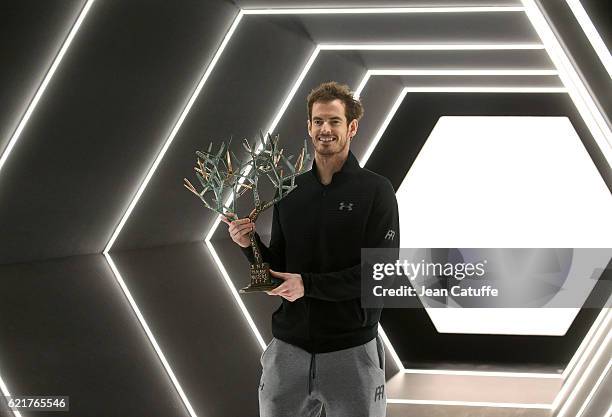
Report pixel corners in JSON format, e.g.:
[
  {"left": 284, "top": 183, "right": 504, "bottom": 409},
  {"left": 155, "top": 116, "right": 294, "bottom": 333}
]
[
  {"left": 104, "top": 10, "right": 245, "bottom": 253},
  {"left": 359, "top": 85, "right": 567, "bottom": 167},
  {"left": 353, "top": 69, "right": 567, "bottom": 99},
  {"left": 354, "top": 72, "right": 371, "bottom": 99},
  {"left": 0, "top": 374, "right": 22, "bottom": 417},
  {"left": 401, "top": 369, "right": 562, "bottom": 379},
  {"left": 102, "top": 14, "right": 245, "bottom": 415},
  {"left": 360, "top": 88, "right": 407, "bottom": 167},
  {"left": 368, "top": 69, "right": 558, "bottom": 76},
  {"left": 565, "top": 0, "right": 612, "bottom": 79},
  {"left": 0, "top": 0, "right": 96, "bottom": 176},
  {"left": 563, "top": 307, "right": 608, "bottom": 379},
  {"left": 267, "top": 47, "right": 321, "bottom": 139},
  {"left": 574, "top": 358, "right": 611, "bottom": 417},
  {"left": 319, "top": 43, "right": 549, "bottom": 102},
  {"left": 204, "top": 240, "right": 266, "bottom": 350},
  {"left": 382, "top": 326, "right": 556, "bottom": 379},
  {"left": 553, "top": 310, "right": 611, "bottom": 410},
  {"left": 398, "top": 86, "right": 566, "bottom": 92},
  {"left": 554, "top": 315, "right": 611, "bottom": 417},
  {"left": 242, "top": 7, "right": 525, "bottom": 15},
  {"left": 319, "top": 44, "right": 544, "bottom": 50},
  {"left": 522, "top": 0, "right": 612, "bottom": 167},
  {"left": 385, "top": 398, "right": 552, "bottom": 409},
  {"left": 104, "top": 253, "right": 199, "bottom": 417}
]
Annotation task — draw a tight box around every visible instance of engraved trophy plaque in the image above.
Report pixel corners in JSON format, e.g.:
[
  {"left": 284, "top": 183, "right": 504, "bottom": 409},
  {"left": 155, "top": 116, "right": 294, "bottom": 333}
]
[{"left": 184, "top": 133, "right": 309, "bottom": 293}]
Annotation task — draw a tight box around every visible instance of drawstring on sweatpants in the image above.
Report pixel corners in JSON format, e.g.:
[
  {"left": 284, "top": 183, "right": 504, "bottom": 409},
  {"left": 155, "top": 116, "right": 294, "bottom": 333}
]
[{"left": 308, "top": 352, "right": 316, "bottom": 395}]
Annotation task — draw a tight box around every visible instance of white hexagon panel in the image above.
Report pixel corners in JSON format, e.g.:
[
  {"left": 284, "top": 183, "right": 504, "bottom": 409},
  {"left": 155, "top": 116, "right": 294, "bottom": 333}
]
[{"left": 396, "top": 115, "right": 612, "bottom": 336}]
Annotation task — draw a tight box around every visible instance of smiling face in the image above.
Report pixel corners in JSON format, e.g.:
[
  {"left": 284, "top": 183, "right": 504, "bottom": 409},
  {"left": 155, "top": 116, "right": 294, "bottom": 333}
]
[{"left": 307, "top": 99, "right": 358, "bottom": 158}]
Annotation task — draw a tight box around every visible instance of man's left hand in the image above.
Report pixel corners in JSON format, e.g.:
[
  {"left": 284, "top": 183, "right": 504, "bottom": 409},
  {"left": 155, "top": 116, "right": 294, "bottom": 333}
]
[{"left": 267, "top": 270, "right": 304, "bottom": 302}]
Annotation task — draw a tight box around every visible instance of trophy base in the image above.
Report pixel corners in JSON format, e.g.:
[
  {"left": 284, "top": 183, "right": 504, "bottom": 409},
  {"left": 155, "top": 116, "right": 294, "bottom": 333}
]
[
  {"left": 239, "top": 282, "right": 282, "bottom": 293},
  {"left": 239, "top": 262, "right": 282, "bottom": 294}
]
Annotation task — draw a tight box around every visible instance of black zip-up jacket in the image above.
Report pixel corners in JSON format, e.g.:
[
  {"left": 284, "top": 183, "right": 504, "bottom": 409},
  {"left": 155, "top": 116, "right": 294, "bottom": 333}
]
[{"left": 242, "top": 151, "right": 399, "bottom": 353}]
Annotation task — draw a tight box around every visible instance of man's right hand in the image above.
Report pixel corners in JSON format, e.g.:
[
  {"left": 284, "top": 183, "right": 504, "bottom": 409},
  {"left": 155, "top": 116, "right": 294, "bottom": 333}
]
[{"left": 220, "top": 212, "right": 255, "bottom": 248}]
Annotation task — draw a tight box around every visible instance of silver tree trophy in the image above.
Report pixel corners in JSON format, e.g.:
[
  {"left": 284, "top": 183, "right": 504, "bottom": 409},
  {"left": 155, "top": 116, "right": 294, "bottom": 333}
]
[{"left": 184, "top": 133, "right": 310, "bottom": 293}]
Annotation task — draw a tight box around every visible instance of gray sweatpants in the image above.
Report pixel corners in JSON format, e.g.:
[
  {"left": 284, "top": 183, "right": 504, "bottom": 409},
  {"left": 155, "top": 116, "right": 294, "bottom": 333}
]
[{"left": 258, "top": 334, "right": 386, "bottom": 417}]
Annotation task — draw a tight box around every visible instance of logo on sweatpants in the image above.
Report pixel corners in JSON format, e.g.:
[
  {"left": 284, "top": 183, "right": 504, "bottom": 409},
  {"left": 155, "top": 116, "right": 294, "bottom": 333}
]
[
  {"left": 374, "top": 384, "right": 385, "bottom": 402},
  {"left": 384, "top": 229, "right": 395, "bottom": 240},
  {"left": 339, "top": 202, "right": 354, "bottom": 211}
]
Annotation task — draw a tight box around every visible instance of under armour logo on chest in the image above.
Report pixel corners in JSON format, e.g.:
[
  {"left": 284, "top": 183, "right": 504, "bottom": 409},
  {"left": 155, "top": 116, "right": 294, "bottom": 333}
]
[{"left": 339, "top": 202, "right": 354, "bottom": 211}]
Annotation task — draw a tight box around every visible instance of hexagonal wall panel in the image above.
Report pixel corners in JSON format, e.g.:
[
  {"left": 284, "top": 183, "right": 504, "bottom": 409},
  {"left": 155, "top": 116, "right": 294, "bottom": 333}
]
[
  {"left": 364, "top": 90, "right": 608, "bottom": 370},
  {"left": 395, "top": 115, "right": 612, "bottom": 335}
]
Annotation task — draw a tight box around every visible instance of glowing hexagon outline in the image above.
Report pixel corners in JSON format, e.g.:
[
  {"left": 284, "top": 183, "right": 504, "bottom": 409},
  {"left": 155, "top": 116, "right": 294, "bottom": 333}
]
[
  {"left": 208, "top": 78, "right": 571, "bottom": 382},
  {"left": 383, "top": 110, "right": 606, "bottom": 331},
  {"left": 100, "top": 8, "right": 546, "bottom": 416},
  {"left": 201, "top": 45, "right": 567, "bottom": 390},
  {"left": 335, "top": 84, "right": 611, "bottom": 411},
  {"left": 98, "top": 4, "right": 612, "bottom": 414},
  {"left": 207, "top": 76, "right": 567, "bottom": 370},
  {"left": 101, "top": 7, "right": 552, "bottom": 414}
]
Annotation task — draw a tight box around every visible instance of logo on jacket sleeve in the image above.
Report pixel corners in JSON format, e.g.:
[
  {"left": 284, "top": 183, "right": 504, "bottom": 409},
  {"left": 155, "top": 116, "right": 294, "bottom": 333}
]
[
  {"left": 339, "top": 201, "right": 354, "bottom": 211},
  {"left": 384, "top": 229, "right": 395, "bottom": 240},
  {"left": 374, "top": 384, "right": 385, "bottom": 401}
]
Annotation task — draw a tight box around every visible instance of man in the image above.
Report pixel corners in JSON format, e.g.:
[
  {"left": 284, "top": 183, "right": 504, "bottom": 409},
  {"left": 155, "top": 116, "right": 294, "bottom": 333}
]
[{"left": 222, "top": 82, "right": 399, "bottom": 417}]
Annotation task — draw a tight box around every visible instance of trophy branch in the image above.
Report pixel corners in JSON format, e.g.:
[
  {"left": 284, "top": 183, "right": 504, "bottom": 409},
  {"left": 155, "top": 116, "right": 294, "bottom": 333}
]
[{"left": 184, "top": 133, "right": 310, "bottom": 293}]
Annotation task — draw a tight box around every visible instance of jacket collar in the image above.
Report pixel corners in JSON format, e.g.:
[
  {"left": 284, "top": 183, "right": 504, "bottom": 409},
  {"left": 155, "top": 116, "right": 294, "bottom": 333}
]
[{"left": 310, "top": 150, "right": 360, "bottom": 183}]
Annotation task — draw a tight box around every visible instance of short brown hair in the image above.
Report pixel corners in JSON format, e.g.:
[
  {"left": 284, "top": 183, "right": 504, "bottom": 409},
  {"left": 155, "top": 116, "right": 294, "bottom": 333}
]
[{"left": 307, "top": 81, "right": 364, "bottom": 123}]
